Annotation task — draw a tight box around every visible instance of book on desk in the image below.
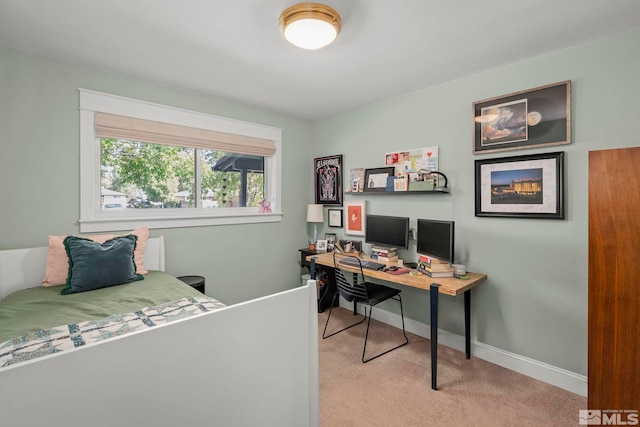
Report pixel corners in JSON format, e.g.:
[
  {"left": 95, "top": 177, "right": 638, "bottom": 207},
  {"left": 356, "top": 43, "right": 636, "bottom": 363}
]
[{"left": 417, "top": 254, "right": 454, "bottom": 277}]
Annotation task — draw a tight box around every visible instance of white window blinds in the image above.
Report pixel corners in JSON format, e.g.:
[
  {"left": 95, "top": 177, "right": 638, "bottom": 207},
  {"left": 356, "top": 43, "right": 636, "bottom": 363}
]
[{"left": 94, "top": 112, "right": 276, "bottom": 156}]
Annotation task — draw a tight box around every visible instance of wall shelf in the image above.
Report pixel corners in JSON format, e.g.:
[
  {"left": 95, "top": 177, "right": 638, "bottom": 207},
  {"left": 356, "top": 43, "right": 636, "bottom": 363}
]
[{"left": 345, "top": 190, "right": 449, "bottom": 195}]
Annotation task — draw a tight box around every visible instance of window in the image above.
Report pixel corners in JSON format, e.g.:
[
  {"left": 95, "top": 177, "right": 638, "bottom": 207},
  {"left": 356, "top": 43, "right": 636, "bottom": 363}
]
[{"left": 79, "top": 89, "right": 282, "bottom": 233}]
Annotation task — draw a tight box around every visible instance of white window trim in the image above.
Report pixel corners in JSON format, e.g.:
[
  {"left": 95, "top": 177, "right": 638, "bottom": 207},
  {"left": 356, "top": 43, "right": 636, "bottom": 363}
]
[{"left": 79, "top": 89, "right": 282, "bottom": 233}]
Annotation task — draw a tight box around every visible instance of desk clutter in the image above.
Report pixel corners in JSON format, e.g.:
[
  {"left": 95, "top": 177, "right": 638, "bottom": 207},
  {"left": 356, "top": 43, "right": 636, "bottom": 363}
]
[
  {"left": 383, "top": 267, "right": 411, "bottom": 275},
  {"left": 327, "top": 248, "right": 472, "bottom": 279},
  {"left": 370, "top": 246, "right": 398, "bottom": 263},
  {"left": 417, "top": 254, "right": 455, "bottom": 277}
]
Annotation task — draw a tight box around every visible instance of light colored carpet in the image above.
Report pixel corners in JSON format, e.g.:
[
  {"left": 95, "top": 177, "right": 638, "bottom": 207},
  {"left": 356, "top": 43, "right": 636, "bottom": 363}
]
[{"left": 319, "top": 307, "right": 585, "bottom": 426}]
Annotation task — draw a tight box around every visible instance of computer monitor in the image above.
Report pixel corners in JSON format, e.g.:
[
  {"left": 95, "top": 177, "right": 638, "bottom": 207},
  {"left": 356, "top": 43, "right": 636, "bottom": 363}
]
[
  {"left": 416, "top": 219, "right": 455, "bottom": 263},
  {"left": 365, "top": 214, "right": 410, "bottom": 249}
]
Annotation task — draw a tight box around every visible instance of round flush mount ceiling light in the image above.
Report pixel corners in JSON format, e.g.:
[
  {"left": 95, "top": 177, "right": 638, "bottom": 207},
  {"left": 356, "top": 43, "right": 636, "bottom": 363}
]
[{"left": 279, "top": 3, "right": 342, "bottom": 50}]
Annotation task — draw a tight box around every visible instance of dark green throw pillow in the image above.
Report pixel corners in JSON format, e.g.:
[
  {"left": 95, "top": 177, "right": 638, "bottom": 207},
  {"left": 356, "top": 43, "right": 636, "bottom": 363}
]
[{"left": 61, "top": 234, "right": 143, "bottom": 295}]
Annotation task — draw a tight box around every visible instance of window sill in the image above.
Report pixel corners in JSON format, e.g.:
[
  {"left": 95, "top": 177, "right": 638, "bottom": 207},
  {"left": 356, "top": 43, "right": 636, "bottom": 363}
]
[{"left": 80, "top": 211, "right": 283, "bottom": 233}]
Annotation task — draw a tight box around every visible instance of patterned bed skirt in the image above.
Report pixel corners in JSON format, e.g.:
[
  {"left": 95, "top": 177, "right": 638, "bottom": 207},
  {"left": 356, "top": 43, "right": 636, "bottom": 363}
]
[{"left": 0, "top": 296, "right": 226, "bottom": 369}]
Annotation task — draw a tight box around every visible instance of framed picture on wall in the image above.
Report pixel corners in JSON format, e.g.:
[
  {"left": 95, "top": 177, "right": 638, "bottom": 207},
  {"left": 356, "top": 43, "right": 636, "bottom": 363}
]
[
  {"left": 344, "top": 201, "right": 366, "bottom": 235},
  {"left": 472, "top": 81, "right": 571, "bottom": 154},
  {"left": 475, "top": 151, "right": 565, "bottom": 219},
  {"left": 328, "top": 209, "right": 343, "bottom": 227},
  {"left": 314, "top": 155, "right": 343, "bottom": 205}
]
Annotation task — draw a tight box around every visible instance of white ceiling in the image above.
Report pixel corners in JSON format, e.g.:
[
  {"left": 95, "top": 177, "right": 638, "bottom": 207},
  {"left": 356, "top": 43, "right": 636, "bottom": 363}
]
[{"left": 1, "top": 0, "right": 640, "bottom": 121}]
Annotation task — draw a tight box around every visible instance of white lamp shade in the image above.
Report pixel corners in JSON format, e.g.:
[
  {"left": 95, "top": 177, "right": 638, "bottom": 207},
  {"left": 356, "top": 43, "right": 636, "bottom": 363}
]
[{"left": 306, "top": 204, "right": 324, "bottom": 222}]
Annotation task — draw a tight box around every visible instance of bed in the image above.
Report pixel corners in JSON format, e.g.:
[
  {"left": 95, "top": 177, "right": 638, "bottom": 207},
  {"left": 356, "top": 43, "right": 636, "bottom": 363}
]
[{"left": 0, "top": 236, "right": 319, "bottom": 427}]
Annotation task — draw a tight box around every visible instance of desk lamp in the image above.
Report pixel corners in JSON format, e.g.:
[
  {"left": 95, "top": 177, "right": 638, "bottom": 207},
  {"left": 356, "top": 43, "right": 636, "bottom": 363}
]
[{"left": 306, "top": 204, "right": 324, "bottom": 243}]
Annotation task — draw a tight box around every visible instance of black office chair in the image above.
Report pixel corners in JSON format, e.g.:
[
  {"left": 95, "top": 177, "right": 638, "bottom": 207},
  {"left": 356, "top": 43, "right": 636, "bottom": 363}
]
[{"left": 323, "top": 253, "right": 409, "bottom": 363}]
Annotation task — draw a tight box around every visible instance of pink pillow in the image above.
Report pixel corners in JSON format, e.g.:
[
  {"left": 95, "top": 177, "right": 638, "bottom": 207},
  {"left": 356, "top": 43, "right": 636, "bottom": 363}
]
[{"left": 42, "top": 227, "right": 149, "bottom": 287}]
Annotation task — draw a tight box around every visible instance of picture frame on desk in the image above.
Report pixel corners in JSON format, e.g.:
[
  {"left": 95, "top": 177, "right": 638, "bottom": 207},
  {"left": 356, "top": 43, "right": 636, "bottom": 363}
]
[
  {"left": 316, "top": 239, "right": 328, "bottom": 253},
  {"left": 364, "top": 167, "right": 394, "bottom": 192},
  {"left": 474, "top": 151, "right": 565, "bottom": 219},
  {"left": 324, "top": 233, "right": 337, "bottom": 252}
]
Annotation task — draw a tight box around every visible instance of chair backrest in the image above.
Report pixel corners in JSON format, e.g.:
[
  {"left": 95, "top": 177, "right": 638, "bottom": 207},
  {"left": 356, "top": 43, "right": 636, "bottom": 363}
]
[{"left": 333, "top": 253, "right": 368, "bottom": 303}]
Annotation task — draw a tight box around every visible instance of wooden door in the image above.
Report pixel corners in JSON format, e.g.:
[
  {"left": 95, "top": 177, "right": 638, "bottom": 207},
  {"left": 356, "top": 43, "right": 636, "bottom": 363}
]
[{"left": 588, "top": 147, "right": 640, "bottom": 410}]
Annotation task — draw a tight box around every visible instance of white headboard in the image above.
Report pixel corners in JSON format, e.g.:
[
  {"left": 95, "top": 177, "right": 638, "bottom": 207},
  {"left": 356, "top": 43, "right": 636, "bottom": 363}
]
[{"left": 0, "top": 236, "right": 165, "bottom": 301}]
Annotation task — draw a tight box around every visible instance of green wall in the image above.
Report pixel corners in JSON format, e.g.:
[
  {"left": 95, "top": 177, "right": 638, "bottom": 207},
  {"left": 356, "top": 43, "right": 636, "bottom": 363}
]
[
  {"left": 310, "top": 27, "right": 640, "bottom": 376},
  {"left": 2, "top": 26, "right": 639, "bottom": 378},
  {"left": 0, "top": 47, "right": 313, "bottom": 304}
]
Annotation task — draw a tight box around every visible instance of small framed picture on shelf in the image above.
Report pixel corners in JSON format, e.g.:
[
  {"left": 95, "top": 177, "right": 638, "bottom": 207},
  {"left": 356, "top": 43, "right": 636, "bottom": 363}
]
[
  {"left": 364, "top": 167, "right": 395, "bottom": 192},
  {"left": 348, "top": 168, "right": 365, "bottom": 193},
  {"left": 328, "top": 209, "right": 343, "bottom": 228},
  {"left": 324, "top": 233, "right": 337, "bottom": 252},
  {"left": 316, "top": 239, "right": 328, "bottom": 253},
  {"left": 394, "top": 177, "right": 408, "bottom": 191}
]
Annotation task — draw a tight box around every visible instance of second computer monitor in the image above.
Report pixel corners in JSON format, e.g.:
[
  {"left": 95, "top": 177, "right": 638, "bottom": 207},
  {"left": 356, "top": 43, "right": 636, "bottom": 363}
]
[
  {"left": 365, "top": 214, "right": 410, "bottom": 249},
  {"left": 416, "top": 219, "right": 455, "bottom": 263}
]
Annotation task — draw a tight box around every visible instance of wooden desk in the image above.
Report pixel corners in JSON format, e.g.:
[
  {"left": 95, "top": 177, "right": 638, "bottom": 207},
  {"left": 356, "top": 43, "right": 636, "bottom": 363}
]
[{"left": 307, "top": 252, "right": 487, "bottom": 390}]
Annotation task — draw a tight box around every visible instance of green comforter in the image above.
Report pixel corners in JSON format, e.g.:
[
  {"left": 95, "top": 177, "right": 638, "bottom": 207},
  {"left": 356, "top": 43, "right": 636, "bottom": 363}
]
[{"left": 0, "top": 271, "right": 205, "bottom": 343}]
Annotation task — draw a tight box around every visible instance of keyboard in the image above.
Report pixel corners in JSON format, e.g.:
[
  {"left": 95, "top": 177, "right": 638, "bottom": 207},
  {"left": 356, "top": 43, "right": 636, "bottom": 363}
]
[{"left": 339, "top": 257, "right": 385, "bottom": 271}]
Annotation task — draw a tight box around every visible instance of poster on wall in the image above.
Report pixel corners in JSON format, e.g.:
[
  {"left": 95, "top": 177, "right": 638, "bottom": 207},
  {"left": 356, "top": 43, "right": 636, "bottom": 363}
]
[
  {"left": 314, "top": 155, "right": 343, "bottom": 206},
  {"left": 384, "top": 147, "right": 440, "bottom": 186},
  {"left": 344, "top": 201, "right": 365, "bottom": 236}
]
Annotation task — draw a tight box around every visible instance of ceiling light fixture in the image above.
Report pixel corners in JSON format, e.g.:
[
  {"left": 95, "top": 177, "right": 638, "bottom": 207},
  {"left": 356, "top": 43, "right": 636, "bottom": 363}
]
[{"left": 279, "top": 3, "right": 342, "bottom": 50}]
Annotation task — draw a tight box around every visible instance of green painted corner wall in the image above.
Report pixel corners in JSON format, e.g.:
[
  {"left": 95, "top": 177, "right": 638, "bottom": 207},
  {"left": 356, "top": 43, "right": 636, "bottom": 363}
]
[
  {"left": 0, "top": 47, "right": 313, "bottom": 304},
  {"left": 310, "top": 27, "right": 640, "bottom": 376},
  {"left": 1, "top": 26, "right": 639, "bottom": 379}
]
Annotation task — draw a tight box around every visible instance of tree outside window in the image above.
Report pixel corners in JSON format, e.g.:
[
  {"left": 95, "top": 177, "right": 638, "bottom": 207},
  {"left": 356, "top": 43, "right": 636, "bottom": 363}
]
[{"left": 100, "top": 139, "right": 264, "bottom": 210}]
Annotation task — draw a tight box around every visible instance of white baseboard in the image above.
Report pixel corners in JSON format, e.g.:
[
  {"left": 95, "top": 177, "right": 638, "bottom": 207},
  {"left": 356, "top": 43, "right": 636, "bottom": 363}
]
[{"left": 337, "top": 300, "right": 587, "bottom": 397}]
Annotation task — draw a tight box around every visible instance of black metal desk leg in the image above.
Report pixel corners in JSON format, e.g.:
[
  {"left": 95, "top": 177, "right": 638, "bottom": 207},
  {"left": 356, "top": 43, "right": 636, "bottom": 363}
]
[
  {"left": 430, "top": 283, "right": 440, "bottom": 390},
  {"left": 310, "top": 258, "right": 317, "bottom": 279},
  {"left": 464, "top": 289, "right": 471, "bottom": 359}
]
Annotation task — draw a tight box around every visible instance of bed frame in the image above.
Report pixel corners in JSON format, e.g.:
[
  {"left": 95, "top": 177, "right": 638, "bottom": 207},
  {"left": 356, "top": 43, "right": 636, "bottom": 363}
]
[{"left": 0, "top": 237, "right": 319, "bottom": 427}]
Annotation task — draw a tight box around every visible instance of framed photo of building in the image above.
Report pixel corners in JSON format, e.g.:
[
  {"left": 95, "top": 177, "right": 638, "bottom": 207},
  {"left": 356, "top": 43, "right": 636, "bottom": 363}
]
[
  {"left": 472, "top": 81, "right": 571, "bottom": 154},
  {"left": 314, "top": 155, "right": 343, "bottom": 205},
  {"left": 475, "top": 151, "right": 564, "bottom": 219}
]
